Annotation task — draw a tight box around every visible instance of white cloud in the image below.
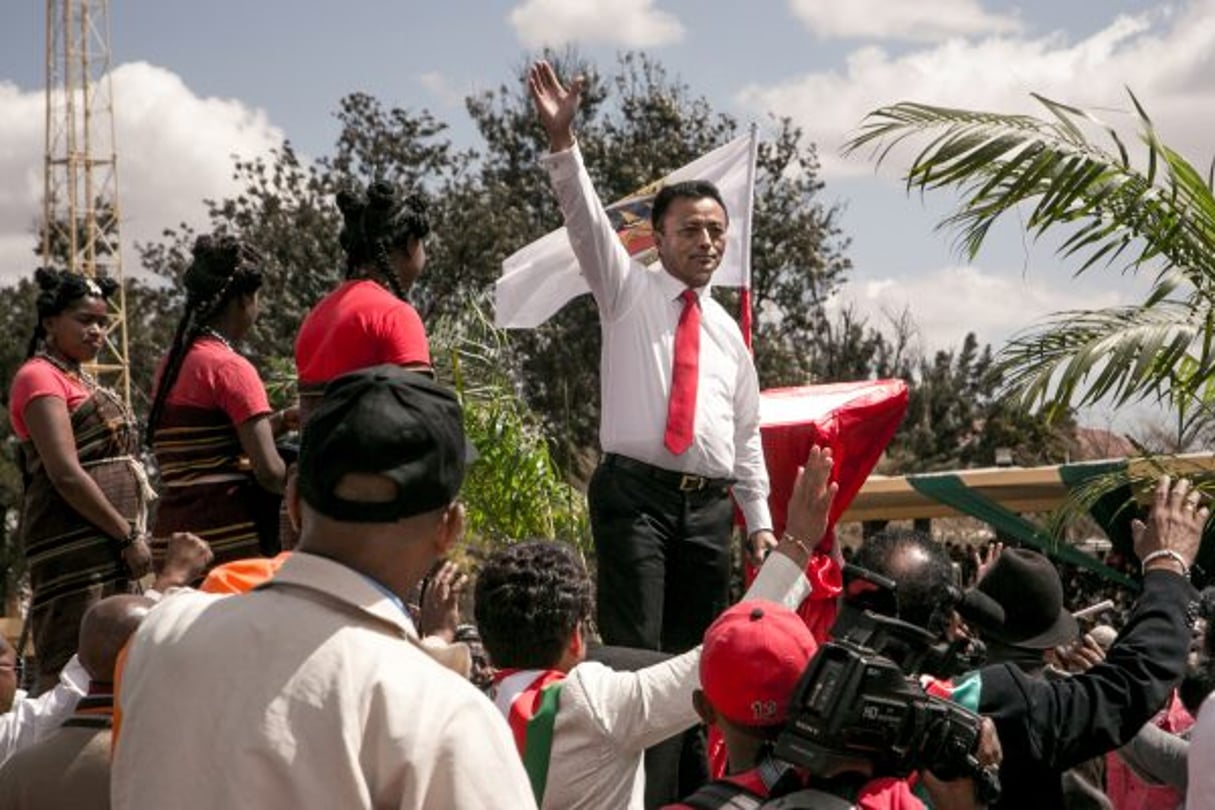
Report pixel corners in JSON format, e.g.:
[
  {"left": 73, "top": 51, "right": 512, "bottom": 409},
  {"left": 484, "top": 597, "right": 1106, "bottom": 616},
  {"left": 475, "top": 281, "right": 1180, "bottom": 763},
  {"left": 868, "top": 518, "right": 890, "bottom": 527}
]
[
  {"left": 0, "top": 61, "right": 283, "bottom": 284},
  {"left": 508, "top": 0, "right": 684, "bottom": 48},
  {"left": 416, "top": 71, "right": 468, "bottom": 108},
  {"left": 787, "top": 0, "right": 1022, "bottom": 42},
  {"left": 829, "top": 263, "right": 1139, "bottom": 353},
  {"left": 741, "top": 1, "right": 1215, "bottom": 178}
]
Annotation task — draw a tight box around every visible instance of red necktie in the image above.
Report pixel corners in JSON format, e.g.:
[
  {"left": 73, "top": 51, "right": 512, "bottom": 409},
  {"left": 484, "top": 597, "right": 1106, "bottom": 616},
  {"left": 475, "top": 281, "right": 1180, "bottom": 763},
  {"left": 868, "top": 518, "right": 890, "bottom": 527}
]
[{"left": 664, "top": 289, "right": 700, "bottom": 455}]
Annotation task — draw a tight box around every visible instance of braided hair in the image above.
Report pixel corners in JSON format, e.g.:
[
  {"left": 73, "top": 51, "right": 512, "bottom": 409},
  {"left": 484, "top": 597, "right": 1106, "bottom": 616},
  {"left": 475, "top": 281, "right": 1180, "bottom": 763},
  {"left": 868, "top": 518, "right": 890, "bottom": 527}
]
[
  {"left": 25, "top": 267, "right": 119, "bottom": 360},
  {"left": 145, "top": 234, "right": 264, "bottom": 445},
  {"left": 336, "top": 181, "right": 430, "bottom": 300}
]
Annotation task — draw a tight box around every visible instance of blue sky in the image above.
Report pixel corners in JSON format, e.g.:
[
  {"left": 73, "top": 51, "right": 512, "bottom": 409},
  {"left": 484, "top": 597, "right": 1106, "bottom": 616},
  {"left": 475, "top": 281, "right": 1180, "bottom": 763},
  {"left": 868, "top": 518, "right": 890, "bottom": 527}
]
[{"left": 2, "top": 0, "right": 1212, "bottom": 430}]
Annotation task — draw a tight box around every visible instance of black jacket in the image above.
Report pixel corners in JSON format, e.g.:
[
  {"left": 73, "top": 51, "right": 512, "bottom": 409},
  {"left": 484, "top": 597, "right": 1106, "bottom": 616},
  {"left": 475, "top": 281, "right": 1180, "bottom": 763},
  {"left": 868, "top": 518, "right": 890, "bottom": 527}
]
[{"left": 976, "top": 570, "right": 1195, "bottom": 809}]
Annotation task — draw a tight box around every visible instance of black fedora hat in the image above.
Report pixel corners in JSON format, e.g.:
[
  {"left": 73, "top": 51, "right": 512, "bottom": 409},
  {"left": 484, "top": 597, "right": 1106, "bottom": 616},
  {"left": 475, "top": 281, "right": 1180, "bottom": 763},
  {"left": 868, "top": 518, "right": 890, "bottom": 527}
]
[{"left": 972, "top": 548, "right": 1078, "bottom": 649}]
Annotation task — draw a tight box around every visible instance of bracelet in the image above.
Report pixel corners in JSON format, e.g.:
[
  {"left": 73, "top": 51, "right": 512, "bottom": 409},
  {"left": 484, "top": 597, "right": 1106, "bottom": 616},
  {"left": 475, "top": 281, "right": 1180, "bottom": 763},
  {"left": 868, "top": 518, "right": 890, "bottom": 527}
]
[
  {"left": 780, "top": 533, "right": 812, "bottom": 557},
  {"left": 1141, "top": 549, "right": 1190, "bottom": 578}
]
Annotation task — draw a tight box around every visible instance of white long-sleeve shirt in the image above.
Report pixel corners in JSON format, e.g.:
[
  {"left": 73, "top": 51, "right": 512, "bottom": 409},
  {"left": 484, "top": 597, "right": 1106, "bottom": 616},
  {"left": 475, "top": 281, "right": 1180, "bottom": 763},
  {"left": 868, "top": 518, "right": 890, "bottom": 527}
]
[
  {"left": 0, "top": 655, "right": 88, "bottom": 765},
  {"left": 543, "top": 144, "right": 772, "bottom": 534},
  {"left": 524, "top": 552, "right": 810, "bottom": 810}
]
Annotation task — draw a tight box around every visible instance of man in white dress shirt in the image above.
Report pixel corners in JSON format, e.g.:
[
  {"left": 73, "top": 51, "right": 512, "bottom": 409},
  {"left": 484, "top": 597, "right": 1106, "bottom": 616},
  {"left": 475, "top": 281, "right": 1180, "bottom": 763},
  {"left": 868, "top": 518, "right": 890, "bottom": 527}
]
[{"left": 530, "top": 60, "right": 776, "bottom": 654}]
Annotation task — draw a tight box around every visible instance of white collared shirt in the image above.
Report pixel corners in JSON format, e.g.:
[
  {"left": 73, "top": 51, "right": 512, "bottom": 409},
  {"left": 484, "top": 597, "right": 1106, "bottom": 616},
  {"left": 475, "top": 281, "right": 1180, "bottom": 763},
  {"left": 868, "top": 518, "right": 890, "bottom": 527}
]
[
  {"left": 534, "top": 553, "right": 810, "bottom": 809},
  {"left": 543, "top": 144, "right": 772, "bottom": 534},
  {"left": 0, "top": 655, "right": 87, "bottom": 766}
]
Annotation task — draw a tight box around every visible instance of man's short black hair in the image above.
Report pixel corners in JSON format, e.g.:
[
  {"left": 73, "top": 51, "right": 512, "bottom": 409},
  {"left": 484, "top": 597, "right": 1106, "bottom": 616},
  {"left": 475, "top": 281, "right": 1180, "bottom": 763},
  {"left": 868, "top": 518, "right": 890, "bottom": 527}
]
[
  {"left": 474, "top": 541, "right": 594, "bottom": 670},
  {"left": 650, "top": 180, "right": 728, "bottom": 232},
  {"left": 852, "top": 528, "right": 954, "bottom": 631}
]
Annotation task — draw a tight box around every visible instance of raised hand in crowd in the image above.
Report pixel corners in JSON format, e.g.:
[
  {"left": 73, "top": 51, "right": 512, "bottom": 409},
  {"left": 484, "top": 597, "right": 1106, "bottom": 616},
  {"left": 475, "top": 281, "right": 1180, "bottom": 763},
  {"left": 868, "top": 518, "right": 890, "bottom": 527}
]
[
  {"left": 973, "top": 541, "right": 1003, "bottom": 584},
  {"left": 1133, "top": 475, "right": 1209, "bottom": 575},
  {"left": 419, "top": 560, "right": 468, "bottom": 644},
  {"left": 150, "top": 532, "right": 214, "bottom": 592},
  {"left": 528, "top": 59, "right": 585, "bottom": 152},
  {"left": 773, "top": 446, "right": 838, "bottom": 570}
]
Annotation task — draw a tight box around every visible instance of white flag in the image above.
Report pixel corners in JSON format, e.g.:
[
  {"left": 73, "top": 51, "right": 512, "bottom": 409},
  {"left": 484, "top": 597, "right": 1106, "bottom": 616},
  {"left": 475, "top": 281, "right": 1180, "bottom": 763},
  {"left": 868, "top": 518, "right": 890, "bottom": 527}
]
[{"left": 494, "top": 128, "right": 759, "bottom": 329}]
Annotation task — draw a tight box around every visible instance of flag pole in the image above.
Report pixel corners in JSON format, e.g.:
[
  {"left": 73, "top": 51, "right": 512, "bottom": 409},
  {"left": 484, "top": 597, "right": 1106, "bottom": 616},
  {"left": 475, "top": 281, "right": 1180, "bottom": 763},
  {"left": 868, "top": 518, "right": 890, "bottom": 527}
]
[{"left": 739, "top": 123, "right": 759, "bottom": 351}]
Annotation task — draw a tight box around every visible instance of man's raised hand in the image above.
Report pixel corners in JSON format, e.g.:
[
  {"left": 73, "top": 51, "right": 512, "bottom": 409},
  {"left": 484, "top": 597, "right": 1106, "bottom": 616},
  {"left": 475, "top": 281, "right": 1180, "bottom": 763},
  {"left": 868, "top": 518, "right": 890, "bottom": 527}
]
[
  {"left": 1132, "top": 475, "right": 1209, "bottom": 575},
  {"left": 528, "top": 60, "right": 584, "bottom": 153},
  {"left": 776, "top": 446, "right": 838, "bottom": 568}
]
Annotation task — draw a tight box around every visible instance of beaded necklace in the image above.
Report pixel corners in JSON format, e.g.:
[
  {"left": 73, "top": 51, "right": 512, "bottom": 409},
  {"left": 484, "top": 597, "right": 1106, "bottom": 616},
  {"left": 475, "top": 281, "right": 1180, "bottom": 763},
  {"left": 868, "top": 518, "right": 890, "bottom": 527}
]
[
  {"left": 36, "top": 349, "right": 98, "bottom": 390},
  {"left": 34, "top": 348, "right": 133, "bottom": 421},
  {"left": 198, "top": 326, "right": 236, "bottom": 352}
]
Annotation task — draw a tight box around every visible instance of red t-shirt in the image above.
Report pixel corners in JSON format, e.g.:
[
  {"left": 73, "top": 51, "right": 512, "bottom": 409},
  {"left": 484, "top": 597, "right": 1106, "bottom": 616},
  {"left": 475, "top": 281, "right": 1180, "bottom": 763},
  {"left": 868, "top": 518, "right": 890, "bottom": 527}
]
[
  {"left": 294, "top": 279, "right": 430, "bottom": 384},
  {"left": 7, "top": 358, "right": 92, "bottom": 440},
  {"left": 152, "top": 337, "right": 271, "bottom": 425}
]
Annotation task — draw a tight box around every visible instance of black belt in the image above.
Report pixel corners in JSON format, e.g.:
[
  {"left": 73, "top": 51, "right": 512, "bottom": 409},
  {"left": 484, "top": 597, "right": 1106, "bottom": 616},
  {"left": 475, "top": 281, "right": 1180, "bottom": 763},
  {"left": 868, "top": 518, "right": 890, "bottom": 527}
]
[{"left": 602, "top": 454, "right": 734, "bottom": 492}]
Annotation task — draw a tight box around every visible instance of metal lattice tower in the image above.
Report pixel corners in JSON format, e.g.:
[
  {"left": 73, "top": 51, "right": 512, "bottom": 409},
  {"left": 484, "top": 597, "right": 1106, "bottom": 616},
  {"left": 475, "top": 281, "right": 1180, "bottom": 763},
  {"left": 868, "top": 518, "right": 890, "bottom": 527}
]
[{"left": 42, "top": 0, "right": 130, "bottom": 406}]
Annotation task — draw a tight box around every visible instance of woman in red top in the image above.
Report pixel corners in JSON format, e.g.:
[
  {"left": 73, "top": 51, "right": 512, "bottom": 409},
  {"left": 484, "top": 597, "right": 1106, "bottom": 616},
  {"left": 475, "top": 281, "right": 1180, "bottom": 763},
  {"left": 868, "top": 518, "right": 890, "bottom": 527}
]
[
  {"left": 294, "top": 181, "right": 432, "bottom": 422},
  {"left": 147, "top": 235, "right": 295, "bottom": 568},
  {"left": 8, "top": 268, "right": 153, "bottom": 694}
]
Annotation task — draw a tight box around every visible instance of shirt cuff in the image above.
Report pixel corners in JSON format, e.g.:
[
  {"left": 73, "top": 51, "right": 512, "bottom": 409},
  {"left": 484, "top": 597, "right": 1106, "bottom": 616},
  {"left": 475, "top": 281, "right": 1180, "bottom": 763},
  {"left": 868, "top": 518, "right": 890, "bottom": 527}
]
[
  {"left": 539, "top": 141, "right": 581, "bottom": 182},
  {"left": 739, "top": 497, "right": 773, "bottom": 537},
  {"left": 744, "top": 552, "right": 811, "bottom": 611},
  {"left": 59, "top": 655, "right": 89, "bottom": 696}
]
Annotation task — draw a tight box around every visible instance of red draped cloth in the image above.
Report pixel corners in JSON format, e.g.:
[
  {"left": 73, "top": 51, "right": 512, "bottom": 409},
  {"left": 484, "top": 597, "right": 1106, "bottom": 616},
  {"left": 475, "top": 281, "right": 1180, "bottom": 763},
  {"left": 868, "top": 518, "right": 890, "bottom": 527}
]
[{"left": 747, "top": 380, "right": 909, "bottom": 642}]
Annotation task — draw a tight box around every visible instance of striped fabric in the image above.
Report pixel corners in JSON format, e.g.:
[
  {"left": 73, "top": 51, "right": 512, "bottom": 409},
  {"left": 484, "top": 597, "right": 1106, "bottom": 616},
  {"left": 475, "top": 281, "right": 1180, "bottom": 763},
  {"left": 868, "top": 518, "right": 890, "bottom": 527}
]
[
  {"left": 63, "top": 690, "right": 115, "bottom": 730},
  {"left": 19, "top": 386, "right": 142, "bottom": 687},
  {"left": 152, "top": 404, "right": 277, "bottom": 568},
  {"left": 922, "top": 672, "right": 983, "bottom": 712},
  {"left": 491, "top": 668, "right": 566, "bottom": 804},
  {"left": 152, "top": 404, "right": 247, "bottom": 484}
]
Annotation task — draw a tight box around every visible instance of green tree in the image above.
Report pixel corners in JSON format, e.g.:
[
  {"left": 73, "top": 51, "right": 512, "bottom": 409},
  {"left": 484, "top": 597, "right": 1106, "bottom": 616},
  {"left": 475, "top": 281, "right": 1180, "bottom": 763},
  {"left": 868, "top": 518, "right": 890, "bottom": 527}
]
[{"left": 882, "top": 330, "right": 1074, "bottom": 474}]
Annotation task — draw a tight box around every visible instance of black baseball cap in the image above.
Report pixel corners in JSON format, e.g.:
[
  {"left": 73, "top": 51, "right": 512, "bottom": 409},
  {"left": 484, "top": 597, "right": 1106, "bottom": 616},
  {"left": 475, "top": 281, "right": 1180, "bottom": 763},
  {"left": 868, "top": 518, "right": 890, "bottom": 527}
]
[{"left": 297, "top": 365, "right": 468, "bottom": 523}]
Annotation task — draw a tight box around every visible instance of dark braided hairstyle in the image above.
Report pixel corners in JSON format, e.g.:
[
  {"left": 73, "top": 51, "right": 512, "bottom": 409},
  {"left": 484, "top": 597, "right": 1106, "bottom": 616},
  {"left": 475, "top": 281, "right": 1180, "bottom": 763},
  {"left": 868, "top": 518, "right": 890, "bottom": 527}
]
[
  {"left": 474, "top": 540, "right": 595, "bottom": 669},
  {"left": 145, "top": 234, "right": 264, "bottom": 445},
  {"left": 25, "top": 267, "right": 119, "bottom": 360},
  {"left": 336, "top": 181, "right": 430, "bottom": 300}
]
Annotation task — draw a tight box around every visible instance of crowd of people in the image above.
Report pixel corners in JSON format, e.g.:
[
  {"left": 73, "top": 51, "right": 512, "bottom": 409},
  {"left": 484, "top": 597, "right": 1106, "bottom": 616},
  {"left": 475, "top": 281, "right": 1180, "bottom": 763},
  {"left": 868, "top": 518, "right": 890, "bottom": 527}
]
[{"left": 0, "top": 59, "right": 1212, "bottom": 810}]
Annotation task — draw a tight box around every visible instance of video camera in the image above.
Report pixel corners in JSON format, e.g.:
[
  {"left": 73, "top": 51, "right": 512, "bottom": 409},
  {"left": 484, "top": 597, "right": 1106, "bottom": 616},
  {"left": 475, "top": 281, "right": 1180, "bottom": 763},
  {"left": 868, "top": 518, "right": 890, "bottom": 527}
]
[{"left": 771, "top": 565, "right": 1002, "bottom": 803}]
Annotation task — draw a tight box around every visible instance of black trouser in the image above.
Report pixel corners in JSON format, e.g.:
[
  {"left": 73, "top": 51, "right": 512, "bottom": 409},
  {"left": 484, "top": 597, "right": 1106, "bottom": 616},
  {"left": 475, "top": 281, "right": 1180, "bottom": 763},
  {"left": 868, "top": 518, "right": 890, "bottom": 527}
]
[{"left": 589, "top": 455, "right": 735, "bottom": 655}]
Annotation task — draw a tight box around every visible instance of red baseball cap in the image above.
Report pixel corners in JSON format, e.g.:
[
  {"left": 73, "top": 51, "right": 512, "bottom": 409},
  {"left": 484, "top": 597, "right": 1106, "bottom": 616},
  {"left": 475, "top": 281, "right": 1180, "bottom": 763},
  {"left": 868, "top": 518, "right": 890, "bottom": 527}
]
[{"left": 700, "top": 600, "right": 818, "bottom": 727}]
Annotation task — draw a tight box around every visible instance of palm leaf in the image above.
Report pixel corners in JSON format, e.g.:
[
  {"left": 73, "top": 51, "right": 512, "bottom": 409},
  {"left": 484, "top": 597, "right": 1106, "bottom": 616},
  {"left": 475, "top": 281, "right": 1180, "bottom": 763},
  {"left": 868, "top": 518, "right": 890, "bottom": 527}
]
[
  {"left": 845, "top": 91, "right": 1215, "bottom": 412},
  {"left": 996, "top": 298, "right": 1215, "bottom": 414},
  {"left": 844, "top": 93, "right": 1215, "bottom": 284}
]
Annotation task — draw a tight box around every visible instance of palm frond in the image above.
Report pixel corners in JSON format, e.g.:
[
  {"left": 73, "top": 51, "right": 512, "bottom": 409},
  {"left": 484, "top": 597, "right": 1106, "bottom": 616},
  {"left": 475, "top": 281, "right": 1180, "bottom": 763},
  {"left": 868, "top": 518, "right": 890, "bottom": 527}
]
[
  {"left": 1045, "top": 452, "right": 1215, "bottom": 544},
  {"left": 995, "top": 298, "right": 1214, "bottom": 413},
  {"left": 843, "top": 93, "right": 1215, "bottom": 293}
]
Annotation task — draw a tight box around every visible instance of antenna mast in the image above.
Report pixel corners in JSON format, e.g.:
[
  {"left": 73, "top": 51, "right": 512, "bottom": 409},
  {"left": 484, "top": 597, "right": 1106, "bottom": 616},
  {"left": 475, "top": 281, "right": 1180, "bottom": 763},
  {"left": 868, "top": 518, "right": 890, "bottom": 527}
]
[{"left": 42, "top": 0, "right": 130, "bottom": 405}]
